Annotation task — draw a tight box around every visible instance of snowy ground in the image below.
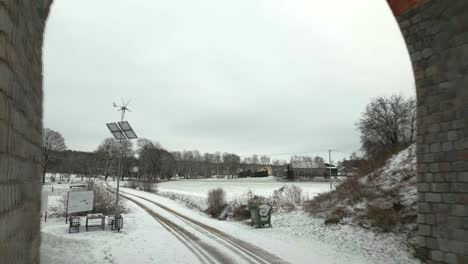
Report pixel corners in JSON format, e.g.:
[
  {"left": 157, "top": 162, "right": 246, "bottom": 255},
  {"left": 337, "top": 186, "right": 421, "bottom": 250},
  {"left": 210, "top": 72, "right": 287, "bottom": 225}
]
[
  {"left": 41, "top": 177, "right": 421, "bottom": 264},
  {"left": 158, "top": 176, "right": 331, "bottom": 199},
  {"left": 41, "top": 201, "right": 199, "bottom": 264}
]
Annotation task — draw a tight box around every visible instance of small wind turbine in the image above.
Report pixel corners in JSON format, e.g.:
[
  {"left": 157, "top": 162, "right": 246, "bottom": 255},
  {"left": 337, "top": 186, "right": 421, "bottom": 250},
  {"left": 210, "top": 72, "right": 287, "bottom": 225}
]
[{"left": 113, "top": 99, "right": 132, "bottom": 121}]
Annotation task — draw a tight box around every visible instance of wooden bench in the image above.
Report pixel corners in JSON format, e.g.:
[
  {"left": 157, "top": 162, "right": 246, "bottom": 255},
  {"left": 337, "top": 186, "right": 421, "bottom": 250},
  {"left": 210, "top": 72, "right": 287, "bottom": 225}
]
[
  {"left": 85, "top": 213, "right": 105, "bottom": 231},
  {"left": 68, "top": 216, "right": 81, "bottom": 233}
]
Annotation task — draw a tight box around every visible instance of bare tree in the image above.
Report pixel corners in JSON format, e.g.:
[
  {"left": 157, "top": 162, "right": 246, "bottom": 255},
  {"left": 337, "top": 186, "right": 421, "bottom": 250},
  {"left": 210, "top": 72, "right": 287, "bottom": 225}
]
[
  {"left": 137, "top": 139, "right": 174, "bottom": 181},
  {"left": 290, "top": 155, "right": 314, "bottom": 168},
  {"left": 313, "top": 156, "right": 325, "bottom": 167},
  {"left": 95, "top": 138, "right": 119, "bottom": 181},
  {"left": 42, "top": 128, "right": 67, "bottom": 183},
  {"left": 357, "top": 95, "right": 416, "bottom": 159},
  {"left": 222, "top": 153, "right": 241, "bottom": 178},
  {"left": 260, "top": 155, "right": 271, "bottom": 165},
  {"left": 250, "top": 154, "right": 259, "bottom": 165}
]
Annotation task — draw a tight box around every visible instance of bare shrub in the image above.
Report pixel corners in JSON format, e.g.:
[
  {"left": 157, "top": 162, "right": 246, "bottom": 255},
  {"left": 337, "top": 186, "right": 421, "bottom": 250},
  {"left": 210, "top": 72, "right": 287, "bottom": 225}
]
[
  {"left": 231, "top": 204, "right": 250, "bottom": 221},
  {"left": 50, "top": 175, "right": 56, "bottom": 182},
  {"left": 366, "top": 205, "right": 399, "bottom": 232},
  {"left": 305, "top": 177, "right": 379, "bottom": 217},
  {"left": 93, "top": 184, "right": 126, "bottom": 215},
  {"left": 206, "top": 188, "right": 226, "bottom": 217},
  {"left": 324, "top": 217, "right": 340, "bottom": 225},
  {"left": 142, "top": 181, "right": 158, "bottom": 193},
  {"left": 324, "top": 207, "right": 348, "bottom": 225},
  {"left": 126, "top": 180, "right": 139, "bottom": 189},
  {"left": 283, "top": 185, "right": 304, "bottom": 204},
  {"left": 271, "top": 185, "right": 304, "bottom": 210}
]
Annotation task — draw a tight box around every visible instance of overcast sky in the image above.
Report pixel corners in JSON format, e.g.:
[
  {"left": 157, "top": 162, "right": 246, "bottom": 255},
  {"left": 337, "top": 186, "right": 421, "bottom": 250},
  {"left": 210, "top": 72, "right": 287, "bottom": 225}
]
[{"left": 43, "top": 0, "right": 415, "bottom": 162}]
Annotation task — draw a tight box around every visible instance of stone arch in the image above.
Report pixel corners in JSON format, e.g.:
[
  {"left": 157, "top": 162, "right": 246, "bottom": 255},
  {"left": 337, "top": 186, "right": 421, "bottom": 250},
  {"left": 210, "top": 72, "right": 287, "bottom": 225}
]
[{"left": 0, "top": 0, "right": 466, "bottom": 263}]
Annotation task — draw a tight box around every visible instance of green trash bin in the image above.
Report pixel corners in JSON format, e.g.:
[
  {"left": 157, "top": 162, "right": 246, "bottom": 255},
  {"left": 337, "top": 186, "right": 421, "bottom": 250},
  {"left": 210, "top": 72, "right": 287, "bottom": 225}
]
[{"left": 249, "top": 203, "right": 272, "bottom": 228}]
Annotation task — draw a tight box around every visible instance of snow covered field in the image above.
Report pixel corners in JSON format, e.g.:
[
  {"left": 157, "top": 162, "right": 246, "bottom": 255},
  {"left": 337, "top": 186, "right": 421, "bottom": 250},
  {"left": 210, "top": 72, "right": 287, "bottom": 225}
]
[{"left": 158, "top": 176, "right": 331, "bottom": 199}]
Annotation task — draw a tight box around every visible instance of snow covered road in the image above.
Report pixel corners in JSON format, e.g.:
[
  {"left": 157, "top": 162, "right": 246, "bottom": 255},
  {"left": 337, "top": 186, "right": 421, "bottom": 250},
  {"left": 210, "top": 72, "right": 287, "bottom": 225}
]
[{"left": 119, "top": 190, "right": 289, "bottom": 264}]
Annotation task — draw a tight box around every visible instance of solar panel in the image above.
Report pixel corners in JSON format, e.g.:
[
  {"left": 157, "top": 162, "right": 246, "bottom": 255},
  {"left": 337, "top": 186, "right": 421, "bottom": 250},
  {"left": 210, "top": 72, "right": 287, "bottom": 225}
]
[
  {"left": 118, "top": 121, "right": 132, "bottom": 131},
  {"left": 118, "top": 121, "right": 138, "bottom": 139},
  {"left": 107, "top": 121, "right": 138, "bottom": 140},
  {"left": 106, "top": 123, "right": 121, "bottom": 133},
  {"left": 112, "top": 131, "right": 126, "bottom": 140}
]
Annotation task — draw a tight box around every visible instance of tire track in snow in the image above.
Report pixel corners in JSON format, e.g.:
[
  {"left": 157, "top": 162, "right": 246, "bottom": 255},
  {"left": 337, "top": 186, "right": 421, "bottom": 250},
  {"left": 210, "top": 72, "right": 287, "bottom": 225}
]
[
  {"left": 120, "top": 190, "right": 290, "bottom": 264},
  {"left": 118, "top": 192, "right": 238, "bottom": 264}
]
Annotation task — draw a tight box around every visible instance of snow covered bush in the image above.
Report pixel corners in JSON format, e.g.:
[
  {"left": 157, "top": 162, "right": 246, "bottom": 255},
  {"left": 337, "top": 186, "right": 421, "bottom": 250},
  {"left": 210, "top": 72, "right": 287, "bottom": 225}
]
[
  {"left": 206, "top": 188, "right": 226, "bottom": 217},
  {"left": 271, "top": 185, "right": 306, "bottom": 211}
]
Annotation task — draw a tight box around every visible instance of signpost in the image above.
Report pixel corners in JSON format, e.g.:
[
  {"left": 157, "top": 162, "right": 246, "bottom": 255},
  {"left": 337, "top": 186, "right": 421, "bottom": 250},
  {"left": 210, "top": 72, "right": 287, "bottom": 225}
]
[
  {"left": 67, "top": 191, "right": 94, "bottom": 214},
  {"left": 41, "top": 190, "right": 49, "bottom": 222},
  {"left": 66, "top": 190, "right": 94, "bottom": 223}
]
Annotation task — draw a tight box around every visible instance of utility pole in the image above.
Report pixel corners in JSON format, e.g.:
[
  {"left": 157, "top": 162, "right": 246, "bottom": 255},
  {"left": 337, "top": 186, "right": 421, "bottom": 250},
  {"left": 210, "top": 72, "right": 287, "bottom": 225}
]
[{"left": 328, "top": 149, "right": 332, "bottom": 190}]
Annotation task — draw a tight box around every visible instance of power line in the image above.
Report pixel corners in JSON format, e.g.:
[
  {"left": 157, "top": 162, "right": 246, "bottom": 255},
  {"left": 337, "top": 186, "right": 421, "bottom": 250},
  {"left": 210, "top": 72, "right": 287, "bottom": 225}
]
[{"left": 240, "top": 149, "right": 354, "bottom": 158}]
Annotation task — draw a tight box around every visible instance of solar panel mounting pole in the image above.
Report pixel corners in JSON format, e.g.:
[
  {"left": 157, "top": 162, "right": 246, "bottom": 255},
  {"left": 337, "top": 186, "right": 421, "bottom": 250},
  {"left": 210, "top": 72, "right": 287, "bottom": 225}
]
[
  {"left": 107, "top": 100, "right": 137, "bottom": 224},
  {"left": 328, "top": 149, "right": 333, "bottom": 189},
  {"left": 115, "top": 104, "right": 126, "bottom": 217},
  {"left": 116, "top": 128, "right": 122, "bottom": 217}
]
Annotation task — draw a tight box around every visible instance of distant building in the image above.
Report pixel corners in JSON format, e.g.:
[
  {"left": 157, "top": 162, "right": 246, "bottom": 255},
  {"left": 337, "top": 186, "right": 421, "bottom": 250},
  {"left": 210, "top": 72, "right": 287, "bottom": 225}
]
[
  {"left": 256, "top": 166, "right": 273, "bottom": 175},
  {"left": 291, "top": 163, "right": 338, "bottom": 178},
  {"left": 339, "top": 159, "right": 366, "bottom": 177}
]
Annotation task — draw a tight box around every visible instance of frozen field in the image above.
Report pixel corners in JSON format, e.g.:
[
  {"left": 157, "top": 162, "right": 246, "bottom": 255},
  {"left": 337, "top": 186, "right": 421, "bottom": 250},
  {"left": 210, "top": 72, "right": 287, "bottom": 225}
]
[{"left": 158, "top": 176, "right": 332, "bottom": 200}]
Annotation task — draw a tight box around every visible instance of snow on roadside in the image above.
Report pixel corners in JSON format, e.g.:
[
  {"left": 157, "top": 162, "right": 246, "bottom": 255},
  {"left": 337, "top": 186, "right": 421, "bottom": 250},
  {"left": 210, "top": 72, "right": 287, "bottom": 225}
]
[
  {"left": 271, "top": 211, "right": 421, "bottom": 264},
  {"left": 41, "top": 199, "right": 199, "bottom": 264}
]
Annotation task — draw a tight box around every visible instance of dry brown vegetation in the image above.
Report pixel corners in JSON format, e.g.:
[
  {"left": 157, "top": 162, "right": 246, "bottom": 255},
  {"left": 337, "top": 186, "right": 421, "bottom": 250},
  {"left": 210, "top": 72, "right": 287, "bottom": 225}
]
[
  {"left": 126, "top": 180, "right": 158, "bottom": 193},
  {"left": 305, "top": 146, "right": 417, "bottom": 234},
  {"left": 206, "top": 188, "right": 227, "bottom": 217},
  {"left": 305, "top": 170, "right": 416, "bottom": 233}
]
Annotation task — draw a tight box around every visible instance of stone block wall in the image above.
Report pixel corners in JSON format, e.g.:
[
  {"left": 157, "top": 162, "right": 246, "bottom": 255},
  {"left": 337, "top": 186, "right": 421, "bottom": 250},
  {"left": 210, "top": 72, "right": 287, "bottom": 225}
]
[
  {"left": 0, "top": 0, "right": 466, "bottom": 263},
  {"left": 0, "top": 1, "right": 51, "bottom": 263},
  {"left": 392, "top": 0, "right": 468, "bottom": 263}
]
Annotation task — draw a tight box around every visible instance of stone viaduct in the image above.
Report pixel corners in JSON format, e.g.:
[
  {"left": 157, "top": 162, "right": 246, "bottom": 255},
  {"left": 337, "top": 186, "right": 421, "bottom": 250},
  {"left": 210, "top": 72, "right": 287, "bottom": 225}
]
[{"left": 0, "top": 0, "right": 466, "bottom": 263}]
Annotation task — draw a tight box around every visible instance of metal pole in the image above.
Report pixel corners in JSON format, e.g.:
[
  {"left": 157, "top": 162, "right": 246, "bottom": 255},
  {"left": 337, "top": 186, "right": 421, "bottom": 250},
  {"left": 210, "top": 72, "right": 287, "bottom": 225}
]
[
  {"left": 65, "top": 192, "right": 69, "bottom": 224},
  {"left": 115, "top": 140, "right": 122, "bottom": 215},
  {"left": 328, "top": 149, "right": 332, "bottom": 190}
]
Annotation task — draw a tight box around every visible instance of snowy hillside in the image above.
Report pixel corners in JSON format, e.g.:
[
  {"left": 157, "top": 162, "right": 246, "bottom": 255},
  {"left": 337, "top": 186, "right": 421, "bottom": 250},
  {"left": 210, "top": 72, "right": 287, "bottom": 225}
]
[{"left": 307, "top": 145, "right": 417, "bottom": 236}]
